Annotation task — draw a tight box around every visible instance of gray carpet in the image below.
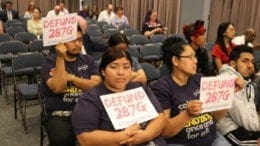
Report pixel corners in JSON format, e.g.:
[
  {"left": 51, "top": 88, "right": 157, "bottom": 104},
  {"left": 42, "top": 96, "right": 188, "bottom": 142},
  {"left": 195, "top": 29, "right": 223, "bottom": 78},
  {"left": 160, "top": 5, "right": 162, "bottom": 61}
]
[{"left": 0, "top": 85, "right": 41, "bottom": 146}]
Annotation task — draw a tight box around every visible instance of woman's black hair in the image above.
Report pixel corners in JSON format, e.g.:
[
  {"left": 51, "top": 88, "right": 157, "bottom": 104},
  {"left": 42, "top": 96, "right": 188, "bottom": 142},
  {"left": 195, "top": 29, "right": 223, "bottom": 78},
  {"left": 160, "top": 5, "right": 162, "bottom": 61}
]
[
  {"left": 162, "top": 35, "right": 189, "bottom": 71},
  {"left": 99, "top": 47, "right": 132, "bottom": 79},
  {"left": 215, "top": 22, "right": 234, "bottom": 55},
  {"left": 108, "top": 33, "right": 129, "bottom": 47}
]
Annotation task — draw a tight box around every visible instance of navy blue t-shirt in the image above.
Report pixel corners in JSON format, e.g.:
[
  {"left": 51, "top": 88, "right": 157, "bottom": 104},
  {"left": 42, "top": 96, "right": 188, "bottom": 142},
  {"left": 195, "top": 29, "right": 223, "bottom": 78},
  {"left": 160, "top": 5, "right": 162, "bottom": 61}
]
[
  {"left": 72, "top": 82, "right": 167, "bottom": 146},
  {"left": 151, "top": 74, "right": 216, "bottom": 146},
  {"left": 41, "top": 54, "right": 100, "bottom": 115}
]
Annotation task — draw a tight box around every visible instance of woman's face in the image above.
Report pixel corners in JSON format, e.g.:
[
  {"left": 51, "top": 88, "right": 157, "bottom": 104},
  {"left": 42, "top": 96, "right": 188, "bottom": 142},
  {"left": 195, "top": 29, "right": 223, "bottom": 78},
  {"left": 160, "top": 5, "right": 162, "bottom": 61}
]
[
  {"left": 173, "top": 45, "right": 197, "bottom": 75},
  {"left": 117, "top": 9, "right": 124, "bottom": 17},
  {"left": 224, "top": 24, "right": 236, "bottom": 40},
  {"left": 150, "top": 12, "right": 158, "bottom": 22},
  {"left": 32, "top": 9, "right": 40, "bottom": 19},
  {"left": 102, "top": 57, "right": 132, "bottom": 92}
]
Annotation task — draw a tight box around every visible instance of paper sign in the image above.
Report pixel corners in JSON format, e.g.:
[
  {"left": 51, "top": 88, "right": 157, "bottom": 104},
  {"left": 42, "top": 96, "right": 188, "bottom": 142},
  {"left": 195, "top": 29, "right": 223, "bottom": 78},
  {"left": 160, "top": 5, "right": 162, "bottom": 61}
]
[
  {"left": 200, "top": 76, "right": 236, "bottom": 113},
  {"left": 100, "top": 87, "right": 158, "bottom": 130},
  {"left": 42, "top": 13, "right": 78, "bottom": 46}
]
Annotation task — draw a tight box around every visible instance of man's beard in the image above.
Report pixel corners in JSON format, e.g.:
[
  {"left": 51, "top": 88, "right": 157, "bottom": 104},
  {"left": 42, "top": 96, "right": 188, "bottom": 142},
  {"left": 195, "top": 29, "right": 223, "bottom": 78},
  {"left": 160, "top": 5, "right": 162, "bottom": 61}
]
[{"left": 66, "top": 51, "right": 79, "bottom": 58}]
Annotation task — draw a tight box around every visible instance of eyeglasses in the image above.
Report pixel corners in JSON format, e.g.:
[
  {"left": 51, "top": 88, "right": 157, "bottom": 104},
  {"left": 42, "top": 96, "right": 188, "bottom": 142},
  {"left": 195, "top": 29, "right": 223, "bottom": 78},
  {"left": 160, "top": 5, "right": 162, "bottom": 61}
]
[
  {"left": 71, "top": 37, "right": 83, "bottom": 43},
  {"left": 178, "top": 55, "right": 197, "bottom": 60}
]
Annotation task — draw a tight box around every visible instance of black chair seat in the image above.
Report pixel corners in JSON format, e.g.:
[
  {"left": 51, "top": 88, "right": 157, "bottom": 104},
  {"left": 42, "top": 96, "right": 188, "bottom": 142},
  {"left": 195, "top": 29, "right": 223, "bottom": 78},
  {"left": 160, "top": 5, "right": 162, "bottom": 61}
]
[
  {"left": 18, "top": 84, "right": 39, "bottom": 100},
  {"left": 142, "top": 55, "right": 161, "bottom": 62},
  {"left": 0, "top": 54, "right": 12, "bottom": 62},
  {"left": 3, "top": 66, "right": 34, "bottom": 76}
]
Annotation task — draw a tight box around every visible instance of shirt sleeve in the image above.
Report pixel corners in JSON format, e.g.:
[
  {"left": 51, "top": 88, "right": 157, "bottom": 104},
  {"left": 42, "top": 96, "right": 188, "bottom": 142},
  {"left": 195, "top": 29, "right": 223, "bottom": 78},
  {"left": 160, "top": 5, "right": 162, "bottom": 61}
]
[
  {"left": 41, "top": 57, "right": 54, "bottom": 84},
  {"left": 211, "top": 44, "right": 222, "bottom": 58},
  {"left": 151, "top": 77, "right": 172, "bottom": 110},
  {"left": 71, "top": 90, "right": 101, "bottom": 135}
]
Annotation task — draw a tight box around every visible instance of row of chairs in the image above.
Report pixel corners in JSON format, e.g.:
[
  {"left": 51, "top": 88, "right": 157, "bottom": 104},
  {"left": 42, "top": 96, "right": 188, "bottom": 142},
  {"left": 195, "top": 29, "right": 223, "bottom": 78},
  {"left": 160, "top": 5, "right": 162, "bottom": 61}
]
[{"left": 0, "top": 32, "right": 37, "bottom": 44}]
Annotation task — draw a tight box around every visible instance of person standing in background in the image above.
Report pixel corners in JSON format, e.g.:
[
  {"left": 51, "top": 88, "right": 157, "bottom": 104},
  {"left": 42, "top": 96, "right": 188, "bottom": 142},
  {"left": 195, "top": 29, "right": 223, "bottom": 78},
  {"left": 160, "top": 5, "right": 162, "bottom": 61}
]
[
  {"left": 0, "top": 0, "right": 19, "bottom": 22},
  {"left": 59, "top": 1, "right": 69, "bottom": 14},
  {"left": 232, "top": 28, "right": 256, "bottom": 47}
]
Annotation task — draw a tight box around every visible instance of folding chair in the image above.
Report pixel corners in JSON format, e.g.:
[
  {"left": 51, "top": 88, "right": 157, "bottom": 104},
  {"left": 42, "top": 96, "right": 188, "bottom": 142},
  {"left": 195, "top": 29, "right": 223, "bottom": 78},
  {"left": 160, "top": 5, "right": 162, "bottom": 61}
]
[
  {"left": 14, "top": 32, "right": 37, "bottom": 44},
  {"left": 140, "top": 62, "right": 159, "bottom": 86},
  {"left": 123, "top": 28, "right": 141, "bottom": 37},
  {"left": 0, "top": 33, "right": 12, "bottom": 43},
  {"left": 130, "top": 34, "right": 150, "bottom": 45},
  {"left": 86, "top": 29, "right": 104, "bottom": 40},
  {"left": 29, "top": 39, "right": 54, "bottom": 57},
  {"left": 0, "top": 41, "right": 28, "bottom": 103},
  {"left": 87, "top": 24, "right": 101, "bottom": 31},
  {"left": 5, "top": 26, "right": 26, "bottom": 38},
  {"left": 102, "top": 24, "right": 116, "bottom": 32},
  {"left": 140, "top": 43, "right": 162, "bottom": 62},
  {"left": 158, "top": 63, "right": 170, "bottom": 77},
  {"left": 104, "top": 29, "right": 119, "bottom": 38},
  {"left": 150, "top": 34, "right": 166, "bottom": 44},
  {"left": 12, "top": 52, "right": 44, "bottom": 132},
  {"left": 127, "top": 46, "right": 141, "bottom": 60}
]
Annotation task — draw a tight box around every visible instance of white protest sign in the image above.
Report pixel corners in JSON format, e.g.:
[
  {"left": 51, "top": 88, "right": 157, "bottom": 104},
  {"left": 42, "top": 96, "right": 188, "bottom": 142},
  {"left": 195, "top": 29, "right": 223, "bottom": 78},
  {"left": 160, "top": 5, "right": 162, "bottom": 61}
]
[
  {"left": 200, "top": 76, "right": 236, "bottom": 113},
  {"left": 100, "top": 87, "right": 158, "bottom": 130},
  {"left": 42, "top": 13, "right": 77, "bottom": 46}
]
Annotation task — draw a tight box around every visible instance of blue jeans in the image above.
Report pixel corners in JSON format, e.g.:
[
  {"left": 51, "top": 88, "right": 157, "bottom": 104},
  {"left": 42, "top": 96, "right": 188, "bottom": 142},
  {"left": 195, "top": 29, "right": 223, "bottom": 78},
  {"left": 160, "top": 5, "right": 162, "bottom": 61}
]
[{"left": 167, "top": 131, "right": 231, "bottom": 146}]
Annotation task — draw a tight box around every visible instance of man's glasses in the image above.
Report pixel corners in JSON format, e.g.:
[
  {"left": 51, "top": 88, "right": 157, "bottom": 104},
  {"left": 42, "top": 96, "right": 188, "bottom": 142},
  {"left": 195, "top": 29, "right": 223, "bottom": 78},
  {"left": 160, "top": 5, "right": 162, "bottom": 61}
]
[
  {"left": 178, "top": 55, "right": 197, "bottom": 60},
  {"left": 71, "top": 37, "right": 83, "bottom": 43}
]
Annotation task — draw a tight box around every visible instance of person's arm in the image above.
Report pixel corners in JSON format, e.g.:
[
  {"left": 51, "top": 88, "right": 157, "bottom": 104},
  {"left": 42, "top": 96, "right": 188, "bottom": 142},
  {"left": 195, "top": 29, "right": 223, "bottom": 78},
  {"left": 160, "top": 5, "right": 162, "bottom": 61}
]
[
  {"left": 131, "top": 69, "right": 147, "bottom": 84},
  {"left": 212, "top": 110, "right": 228, "bottom": 121},
  {"left": 27, "top": 20, "right": 35, "bottom": 34},
  {"left": 213, "top": 57, "right": 223, "bottom": 72},
  {"left": 120, "top": 113, "right": 166, "bottom": 145},
  {"left": 46, "top": 43, "right": 69, "bottom": 93},
  {"left": 77, "top": 123, "right": 140, "bottom": 146},
  {"left": 70, "top": 75, "right": 101, "bottom": 90},
  {"left": 162, "top": 100, "right": 202, "bottom": 138},
  {"left": 144, "top": 27, "right": 163, "bottom": 37},
  {"left": 124, "top": 15, "right": 129, "bottom": 25}
]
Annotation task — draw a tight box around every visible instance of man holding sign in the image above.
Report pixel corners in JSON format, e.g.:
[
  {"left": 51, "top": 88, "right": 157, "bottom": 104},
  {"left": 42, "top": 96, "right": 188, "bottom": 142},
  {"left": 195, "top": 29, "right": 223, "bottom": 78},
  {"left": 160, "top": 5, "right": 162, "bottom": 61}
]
[
  {"left": 152, "top": 36, "right": 231, "bottom": 146},
  {"left": 72, "top": 47, "right": 167, "bottom": 145},
  {"left": 40, "top": 26, "right": 101, "bottom": 146},
  {"left": 217, "top": 45, "right": 260, "bottom": 145}
]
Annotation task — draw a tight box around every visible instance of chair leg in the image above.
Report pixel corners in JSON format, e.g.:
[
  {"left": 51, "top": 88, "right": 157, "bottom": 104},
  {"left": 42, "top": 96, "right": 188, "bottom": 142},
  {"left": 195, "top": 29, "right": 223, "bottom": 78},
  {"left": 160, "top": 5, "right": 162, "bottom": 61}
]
[
  {"left": 14, "top": 88, "right": 18, "bottom": 119},
  {"left": 19, "top": 98, "right": 28, "bottom": 133},
  {"left": 3, "top": 77, "right": 10, "bottom": 104}
]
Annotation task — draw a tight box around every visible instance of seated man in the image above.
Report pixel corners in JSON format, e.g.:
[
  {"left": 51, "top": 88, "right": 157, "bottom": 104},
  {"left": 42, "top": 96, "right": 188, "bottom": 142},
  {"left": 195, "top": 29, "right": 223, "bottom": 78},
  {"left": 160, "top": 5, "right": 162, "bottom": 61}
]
[
  {"left": 40, "top": 26, "right": 101, "bottom": 146},
  {"left": 217, "top": 45, "right": 260, "bottom": 146}
]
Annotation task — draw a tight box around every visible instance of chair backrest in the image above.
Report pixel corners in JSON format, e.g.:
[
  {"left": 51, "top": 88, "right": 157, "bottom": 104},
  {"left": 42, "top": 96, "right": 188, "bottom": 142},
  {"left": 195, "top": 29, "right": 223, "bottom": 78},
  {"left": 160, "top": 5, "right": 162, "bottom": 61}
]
[
  {"left": 102, "top": 24, "right": 116, "bottom": 32},
  {"left": 118, "top": 24, "right": 130, "bottom": 31},
  {"left": 14, "top": 32, "right": 37, "bottom": 44},
  {"left": 127, "top": 46, "right": 141, "bottom": 59},
  {"left": 97, "top": 21, "right": 108, "bottom": 28},
  {"left": 124, "top": 28, "right": 140, "bottom": 37},
  {"left": 0, "top": 41, "right": 28, "bottom": 54},
  {"left": 87, "top": 29, "right": 104, "bottom": 38},
  {"left": 87, "top": 24, "right": 101, "bottom": 31},
  {"left": 5, "top": 19, "right": 20, "bottom": 27},
  {"left": 12, "top": 52, "right": 44, "bottom": 70},
  {"left": 158, "top": 63, "right": 170, "bottom": 77},
  {"left": 140, "top": 62, "right": 159, "bottom": 83},
  {"left": 140, "top": 44, "right": 162, "bottom": 59},
  {"left": 150, "top": 34, "right": 166, "bottom": 44},
  {"left": 130, "top": 34, "right": 150, "bottom": 45},
  {"left": 5, "top": 26, "right": 26, "bottom": 38},
  {"left": 104, "top": 29, "right": 119, "bottom": 38},
  {"left": 0, "top": 33, "right": 12, "bottom": 43}
]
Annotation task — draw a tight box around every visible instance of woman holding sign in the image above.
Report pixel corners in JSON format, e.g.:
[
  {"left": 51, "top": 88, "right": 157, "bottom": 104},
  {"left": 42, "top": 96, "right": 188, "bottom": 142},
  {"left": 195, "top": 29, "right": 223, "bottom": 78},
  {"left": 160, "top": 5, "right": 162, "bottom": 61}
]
[
  {"left": 151, "top": 36, "right": 231, "bottom": 146},
  {"left": 72, "top": 47, "right": 167, "bottom": 146}
]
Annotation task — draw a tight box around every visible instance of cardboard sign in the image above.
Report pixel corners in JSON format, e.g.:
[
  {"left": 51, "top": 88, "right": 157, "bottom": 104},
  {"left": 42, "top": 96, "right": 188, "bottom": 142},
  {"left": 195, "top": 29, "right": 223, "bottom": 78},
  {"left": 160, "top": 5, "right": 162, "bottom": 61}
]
[
  {"left": 42, "top": 13, "right": 77, "bottom": 46},
  {"left": 100, "top": 87, "right": 158, "bottom": 130},
  {"left": 200, "top": 76, "right": 236, "bottom": 113}
]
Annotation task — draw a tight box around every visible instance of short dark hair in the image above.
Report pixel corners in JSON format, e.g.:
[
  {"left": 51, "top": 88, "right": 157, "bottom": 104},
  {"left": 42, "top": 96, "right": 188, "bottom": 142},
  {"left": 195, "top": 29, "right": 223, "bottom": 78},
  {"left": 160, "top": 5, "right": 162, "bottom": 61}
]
[
  {"left": 108, "top": 33, "right": 129, "bottom": 47},
  {"left": 114, "top": 6, "right": 123, "bottom": 13},
  {"left": 99, "top": 47, "right": 132, "bottom": 79},
  {"left": 229, "top": 45, "right": 254, "bottom": 62},
  {"left": 162, "top": 35, "right": 189, "bottom": 71},
  {"left": 34, "top": 7, "right": 41, "bottom": 13},
  {"left": 5, "top": 1, "right": 12, "bottom": 5}
]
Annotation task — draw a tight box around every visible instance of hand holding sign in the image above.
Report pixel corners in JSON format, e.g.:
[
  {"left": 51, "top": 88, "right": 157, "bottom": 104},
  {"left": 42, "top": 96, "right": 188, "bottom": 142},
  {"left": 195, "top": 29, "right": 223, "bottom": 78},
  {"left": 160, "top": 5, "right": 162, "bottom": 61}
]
[
  {"left": 200, "top": 76, "right": 236, "bottom": 113},
  {"left": 100, "top": 87, "right": 158, "bottom": 130}
]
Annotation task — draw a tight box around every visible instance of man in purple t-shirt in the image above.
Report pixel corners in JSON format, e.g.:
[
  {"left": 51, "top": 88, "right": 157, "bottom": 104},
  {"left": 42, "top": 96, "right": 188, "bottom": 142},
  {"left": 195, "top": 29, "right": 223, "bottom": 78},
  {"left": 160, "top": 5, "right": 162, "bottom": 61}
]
[
  {"left": 151, "top": 36, "right": 231, "bottom": 146},
  {"left": 40, "top": 26, "right": 101, "bottom": 146}
]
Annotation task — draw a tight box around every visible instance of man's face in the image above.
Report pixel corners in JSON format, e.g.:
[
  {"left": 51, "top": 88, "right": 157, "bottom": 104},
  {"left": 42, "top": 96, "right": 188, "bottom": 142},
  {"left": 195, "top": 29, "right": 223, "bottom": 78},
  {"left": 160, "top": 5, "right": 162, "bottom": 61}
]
[
  {"left": 65, "top": 31, "right": 83, "bottom": 57},
  {"left": 232, "top": 52, "right": 255, "bottom": 79},
  {"left": 6, "top": 3, "right": 12, "bottom": 10},
  {"left": 107, "top": 4, "right": 113, "bottom": 13}
]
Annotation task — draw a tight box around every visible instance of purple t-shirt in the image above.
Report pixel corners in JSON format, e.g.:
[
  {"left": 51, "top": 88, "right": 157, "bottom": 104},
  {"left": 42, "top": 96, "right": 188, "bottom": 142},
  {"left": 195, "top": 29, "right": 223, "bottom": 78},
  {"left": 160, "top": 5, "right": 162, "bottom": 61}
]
[
  {"left": 41, "top": 54, "right": 99, "bottom": 115},
  {"left": 72, "top": 82, "right": 167, "bottom": 146},
  {"left": 151, "top": 74, "right": 216, "bottom": 146}
]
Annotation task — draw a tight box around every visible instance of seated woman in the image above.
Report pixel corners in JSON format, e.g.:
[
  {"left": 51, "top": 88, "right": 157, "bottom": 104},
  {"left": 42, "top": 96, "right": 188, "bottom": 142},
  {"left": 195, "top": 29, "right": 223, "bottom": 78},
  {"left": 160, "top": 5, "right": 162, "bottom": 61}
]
[
  {"left": 151, "top": 36, "right": 231, "bottom": 146},
  {"left": 111, "top": 7, "right": 129, "bottom": 28},
  {"left": 24, "top": 1, "right": 36, "bottom": 19},
  {"left": 27, "top": 7, "right": 42, "bottom": 38},
  {"left": 72, "top": 47, "right": 167, "bottom": 146},
  {"left": 212, "top": 22, "right": 236, "bottom": 73},
  {"left": 142, "top": 9, "right": 165, "bottom": 37}
]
